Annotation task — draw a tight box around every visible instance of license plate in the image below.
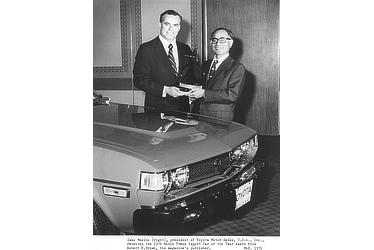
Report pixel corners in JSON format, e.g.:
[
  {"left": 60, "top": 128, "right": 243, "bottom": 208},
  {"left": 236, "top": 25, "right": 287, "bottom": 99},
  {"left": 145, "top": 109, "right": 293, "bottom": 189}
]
[{"left": 235, "top": 179, "right": 253, "bottom": 210}]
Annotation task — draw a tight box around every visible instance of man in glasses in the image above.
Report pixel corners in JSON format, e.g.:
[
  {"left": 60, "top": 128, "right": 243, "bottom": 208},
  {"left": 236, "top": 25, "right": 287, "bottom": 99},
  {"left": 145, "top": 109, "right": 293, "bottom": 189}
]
[
  {"left": 133, "top": 10, "right": 196, "bottom": 112},
  {"left": 189, "top": 27, "right": 246, "bottom": 121}
]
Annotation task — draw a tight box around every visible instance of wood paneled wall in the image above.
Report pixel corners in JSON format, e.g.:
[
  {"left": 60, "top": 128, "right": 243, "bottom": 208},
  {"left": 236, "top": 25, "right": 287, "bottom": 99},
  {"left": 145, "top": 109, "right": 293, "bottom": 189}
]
[{"left": 205, "top": 0, "right": 279, "bottom": 135}]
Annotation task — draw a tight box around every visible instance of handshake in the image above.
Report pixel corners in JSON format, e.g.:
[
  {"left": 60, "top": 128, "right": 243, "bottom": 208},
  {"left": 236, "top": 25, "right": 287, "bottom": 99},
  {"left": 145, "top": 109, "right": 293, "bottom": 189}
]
[{"left": 165, "top": 83, "right": 204, "bottom": 102}]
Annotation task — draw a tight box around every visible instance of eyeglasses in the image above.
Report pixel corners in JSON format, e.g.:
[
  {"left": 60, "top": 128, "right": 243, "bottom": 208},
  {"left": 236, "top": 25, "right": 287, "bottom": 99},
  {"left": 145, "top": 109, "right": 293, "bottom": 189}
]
[{"left": 210, "top": 37, "right": 232, "bottom": 44}]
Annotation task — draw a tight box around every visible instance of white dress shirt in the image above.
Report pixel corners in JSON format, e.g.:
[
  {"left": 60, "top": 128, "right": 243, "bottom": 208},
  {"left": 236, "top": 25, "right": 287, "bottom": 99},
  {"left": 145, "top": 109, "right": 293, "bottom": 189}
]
[
  {"left": 159, "top": 35, "right": 180, "bottom": 97},
  {"left": 209, "top": 53, "right": 229, "bottom": 73},
  {"left": 158, "top": 35, "right": 179, "bottom": 70}
]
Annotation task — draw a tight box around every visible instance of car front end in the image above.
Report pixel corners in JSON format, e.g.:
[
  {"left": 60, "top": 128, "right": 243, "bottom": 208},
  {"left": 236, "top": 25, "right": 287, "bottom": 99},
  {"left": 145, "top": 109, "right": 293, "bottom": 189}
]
[
  {"left": 133, "top": 138, "right": 263, "bottom": 234},
  {"left": 93, "top": 103, "right": 263, "bottom": 234}
]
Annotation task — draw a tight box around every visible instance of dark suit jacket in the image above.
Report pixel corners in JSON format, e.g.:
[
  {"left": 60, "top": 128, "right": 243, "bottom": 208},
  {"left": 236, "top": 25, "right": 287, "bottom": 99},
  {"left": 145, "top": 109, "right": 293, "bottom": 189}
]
[
  {"left": 200, "top": 56, "right": 246, "bottom": 121},
  {"left": 133, "top": 37, "right": 193, "bottom": 112}
]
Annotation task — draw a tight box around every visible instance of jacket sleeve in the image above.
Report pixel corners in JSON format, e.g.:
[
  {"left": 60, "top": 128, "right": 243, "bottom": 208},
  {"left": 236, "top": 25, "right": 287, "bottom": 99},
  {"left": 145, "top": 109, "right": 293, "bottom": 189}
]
[
  {"left": 204, "top": 64, "right": 246, "bottom": 104},
  {"left": 133, "top": 44, "right": 164, "bottom": 97}
]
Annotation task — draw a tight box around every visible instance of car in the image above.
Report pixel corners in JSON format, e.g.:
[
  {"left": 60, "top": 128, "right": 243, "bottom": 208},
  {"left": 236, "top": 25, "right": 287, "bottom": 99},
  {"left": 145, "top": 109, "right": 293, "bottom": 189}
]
[{"left": 93, "top": 96, "right": 264, "bottom": 235}]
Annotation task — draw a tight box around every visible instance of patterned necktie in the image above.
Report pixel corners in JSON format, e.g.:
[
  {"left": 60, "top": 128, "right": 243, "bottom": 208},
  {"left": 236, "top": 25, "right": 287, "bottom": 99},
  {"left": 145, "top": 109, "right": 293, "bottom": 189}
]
[
  {"left": 168, "top": 44, "right": 178, "bottom": 76},
  {"left": 208, "top": 59, "right": 218, "bottom": 80}
]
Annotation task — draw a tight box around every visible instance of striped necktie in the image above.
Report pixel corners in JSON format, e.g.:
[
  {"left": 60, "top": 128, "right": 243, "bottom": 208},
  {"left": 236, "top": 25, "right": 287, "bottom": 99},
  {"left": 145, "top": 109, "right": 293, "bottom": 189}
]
[
  {"left": 208, "top": 59, "right": 218, "bottom": 80},
  {"left": 168, "top": 44, "right": 178, "bottom": 76}
]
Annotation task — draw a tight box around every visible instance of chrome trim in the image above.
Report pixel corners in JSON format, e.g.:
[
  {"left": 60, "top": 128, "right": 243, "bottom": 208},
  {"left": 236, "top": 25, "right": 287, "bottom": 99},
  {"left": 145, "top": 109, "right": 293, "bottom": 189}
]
[{"left": 93, "top": 178, "right": 131, "bottom": 187}]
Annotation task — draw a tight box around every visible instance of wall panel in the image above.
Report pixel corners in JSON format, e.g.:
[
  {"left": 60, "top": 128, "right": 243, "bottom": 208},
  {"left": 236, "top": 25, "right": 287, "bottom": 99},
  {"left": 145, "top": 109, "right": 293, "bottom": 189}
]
[
  {"left": 93, "top": 0, "right": 122, "bottom": 67},
  {"left": 93, "top": 0, "right": 131, "bottom": 77},
  {"left": 205, "top": 0, "right": 279, "bottom": 135}
]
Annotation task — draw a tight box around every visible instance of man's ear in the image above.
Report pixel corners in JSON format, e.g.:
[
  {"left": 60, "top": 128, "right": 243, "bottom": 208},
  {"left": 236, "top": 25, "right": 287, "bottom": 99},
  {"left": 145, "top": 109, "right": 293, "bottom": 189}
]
[{"left": 228, "top": 40, "right": 234, "bottom": 49}]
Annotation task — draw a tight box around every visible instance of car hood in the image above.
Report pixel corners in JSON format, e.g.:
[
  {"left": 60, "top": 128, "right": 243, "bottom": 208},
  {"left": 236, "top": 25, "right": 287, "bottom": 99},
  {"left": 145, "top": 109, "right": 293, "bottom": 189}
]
[{"left": 93, "top": 103, "right": 256, "bottom": 170}]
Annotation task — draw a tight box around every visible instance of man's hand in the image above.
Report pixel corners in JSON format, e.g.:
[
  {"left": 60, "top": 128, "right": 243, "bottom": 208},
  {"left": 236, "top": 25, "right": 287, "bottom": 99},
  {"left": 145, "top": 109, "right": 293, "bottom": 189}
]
[
  {"left": 188, "top": 88, "right": 205, "bottom": 101},
  {"left": 165, "top": 86, "right": 187, "bottom": 98}
]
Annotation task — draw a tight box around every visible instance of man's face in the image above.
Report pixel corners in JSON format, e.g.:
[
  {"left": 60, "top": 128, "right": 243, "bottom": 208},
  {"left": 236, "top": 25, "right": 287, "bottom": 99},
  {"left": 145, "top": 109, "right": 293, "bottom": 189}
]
[
  {"left": 210, "top": 29, "right": 233, "bottom": 57},
  {"left": 159, "top": 14, "right": 181, "bottom": 42}
]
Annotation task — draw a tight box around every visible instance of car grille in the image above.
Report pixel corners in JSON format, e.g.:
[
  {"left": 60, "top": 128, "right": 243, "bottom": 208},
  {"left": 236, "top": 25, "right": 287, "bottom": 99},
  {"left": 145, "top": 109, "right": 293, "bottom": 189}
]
[{"left": 188, "top": 153, "right": 230, "bottom": 183}]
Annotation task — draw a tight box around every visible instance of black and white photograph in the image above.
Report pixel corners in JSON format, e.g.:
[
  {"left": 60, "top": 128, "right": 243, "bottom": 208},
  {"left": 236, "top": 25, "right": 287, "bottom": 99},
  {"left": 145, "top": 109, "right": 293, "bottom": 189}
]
[
  {"left": 3, "top": 0, "right": 374, "bottom": 250},
  {"left": 93, "top": 0, "right": 279, "bottom": 237}
]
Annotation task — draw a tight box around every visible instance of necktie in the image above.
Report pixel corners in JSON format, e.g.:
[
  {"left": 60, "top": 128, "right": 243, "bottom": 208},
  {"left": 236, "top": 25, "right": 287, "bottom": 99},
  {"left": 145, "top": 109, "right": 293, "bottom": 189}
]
[
  {"left": 208, "top": 59, "right": 218, "bottom": 80},
  {"left": 168, "top": 44, "right": 178, "bottom": 76}
]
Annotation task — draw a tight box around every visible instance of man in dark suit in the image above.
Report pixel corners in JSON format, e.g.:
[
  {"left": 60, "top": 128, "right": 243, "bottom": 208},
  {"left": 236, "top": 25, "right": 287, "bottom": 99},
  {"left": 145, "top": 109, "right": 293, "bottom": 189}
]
[
  {"left": 133, "top": 9, "right": 195, "bottom": 112},
  {"left": 189, "top": 28, "right": 246, "bottom": 121}
]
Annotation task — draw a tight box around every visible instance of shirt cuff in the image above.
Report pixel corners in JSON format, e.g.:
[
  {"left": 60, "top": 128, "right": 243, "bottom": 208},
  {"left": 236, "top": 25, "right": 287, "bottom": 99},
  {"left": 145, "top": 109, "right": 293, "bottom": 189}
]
[
  {"left": 162, "top": 86, "right": 167, "bottom": 97},
  {"left": 202, "top": 89, "right": 207, "bottom": 99}
]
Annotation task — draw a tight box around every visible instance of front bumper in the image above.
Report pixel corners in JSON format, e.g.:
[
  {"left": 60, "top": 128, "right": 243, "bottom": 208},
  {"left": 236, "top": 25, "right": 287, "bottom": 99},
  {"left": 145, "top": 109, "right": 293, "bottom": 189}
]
[{"left": 133, "top": 160, "right": 264, "bottom": 234}]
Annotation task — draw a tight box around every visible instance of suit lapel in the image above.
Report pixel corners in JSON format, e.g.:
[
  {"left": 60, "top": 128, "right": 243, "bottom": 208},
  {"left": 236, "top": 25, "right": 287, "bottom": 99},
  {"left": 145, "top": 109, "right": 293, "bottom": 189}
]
[{"left": 206, "top": 57, "right": 233, "bottom": 88}]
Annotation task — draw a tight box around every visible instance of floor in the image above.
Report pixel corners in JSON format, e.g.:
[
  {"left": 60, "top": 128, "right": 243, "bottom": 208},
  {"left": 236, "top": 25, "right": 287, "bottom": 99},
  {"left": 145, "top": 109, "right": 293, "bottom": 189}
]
[{"left": 183, "top": 135, "right": 280, "bottom": 236}]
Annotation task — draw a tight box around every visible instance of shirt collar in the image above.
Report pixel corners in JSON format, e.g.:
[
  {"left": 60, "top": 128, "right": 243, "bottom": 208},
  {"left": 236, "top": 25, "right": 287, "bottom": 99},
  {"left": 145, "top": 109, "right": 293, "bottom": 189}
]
[
  {"left": 158, "top": 35, "right": 177, "bottom": 52},
  {"left": 212, "top": 53, "right": 229, "bottom": 69}
]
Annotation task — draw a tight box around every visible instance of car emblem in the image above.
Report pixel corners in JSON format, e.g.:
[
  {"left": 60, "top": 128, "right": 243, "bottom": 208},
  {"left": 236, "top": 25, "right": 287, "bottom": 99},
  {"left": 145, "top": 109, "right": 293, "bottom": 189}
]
[{"left": 213, "top": 159, "right": 222, "bottom": 166}]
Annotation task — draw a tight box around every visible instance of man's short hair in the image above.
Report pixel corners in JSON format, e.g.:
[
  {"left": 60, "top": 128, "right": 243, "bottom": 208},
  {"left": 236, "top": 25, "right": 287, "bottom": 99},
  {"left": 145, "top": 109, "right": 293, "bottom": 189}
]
[
  {"left": 159, "top": 9, "right": 183, "bottom": 23},
  {"left": 211, "top": 27, "right": 234, "bottom": 39}
]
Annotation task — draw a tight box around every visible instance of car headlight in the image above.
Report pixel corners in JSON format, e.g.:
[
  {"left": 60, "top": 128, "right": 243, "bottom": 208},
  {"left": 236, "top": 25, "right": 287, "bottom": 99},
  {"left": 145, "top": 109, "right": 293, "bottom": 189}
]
[
  {"left": 230, "top": 135, "right": 258, "bottom": 162},
  {"left": 139, "top": 172, "right": 170, "bottom": 191},
  {"left": 140, "top": 166, "right": 189, "bottom": 195},
  {"left": 171, "top": 166, "right": 189, "bottom": 189}
]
